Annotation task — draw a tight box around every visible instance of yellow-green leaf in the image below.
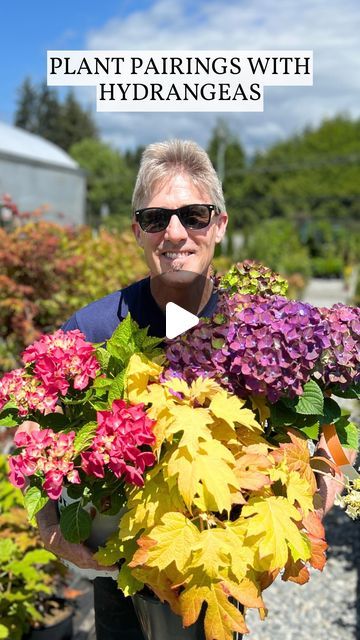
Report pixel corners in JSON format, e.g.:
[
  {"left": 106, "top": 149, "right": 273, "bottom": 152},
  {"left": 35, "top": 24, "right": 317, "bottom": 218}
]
[
  {"left": 242, "top": 496, "right": 311, "bottom": 571},
  {"left": 134, "top": 512, "right": 200, "bottom": 572}
]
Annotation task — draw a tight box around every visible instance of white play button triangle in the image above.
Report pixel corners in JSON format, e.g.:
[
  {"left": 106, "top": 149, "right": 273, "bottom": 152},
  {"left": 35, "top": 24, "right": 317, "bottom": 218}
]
[{"left": 166, "top": 302, "right": 199, "bottom": 339}]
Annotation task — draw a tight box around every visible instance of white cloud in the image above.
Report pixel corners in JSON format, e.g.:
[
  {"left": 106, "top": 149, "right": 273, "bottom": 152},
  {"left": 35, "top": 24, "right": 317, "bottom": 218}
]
[{"left": 81, "top": 0, "right": 360, "bottom": 154}]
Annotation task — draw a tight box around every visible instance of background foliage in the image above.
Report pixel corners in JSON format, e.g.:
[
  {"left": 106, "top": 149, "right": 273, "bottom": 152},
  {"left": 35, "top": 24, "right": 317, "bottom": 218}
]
[{"left": 0, "top": 219, "right": 147, "bottom": 372}]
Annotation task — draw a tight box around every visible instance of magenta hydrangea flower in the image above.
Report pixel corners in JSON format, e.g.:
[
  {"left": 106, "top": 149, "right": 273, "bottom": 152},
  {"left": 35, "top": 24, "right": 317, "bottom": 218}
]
[
  {"left": 81, "top": 399, "right": 156, "bottom": 486},
  {"left": 22, "top": 329, "right": 100, "bottom": 395},
  {"left": 317, "top": 304, "right": 360, "bottom": 389},
  {"left": 9, "top": 422, "right": 80, "bottom": 499},
  {"left": 166, "top": 293, "right": 330, "bottom": 403},
  {"left": 0, "top": 368, "right": 59, "bottom": 416}
]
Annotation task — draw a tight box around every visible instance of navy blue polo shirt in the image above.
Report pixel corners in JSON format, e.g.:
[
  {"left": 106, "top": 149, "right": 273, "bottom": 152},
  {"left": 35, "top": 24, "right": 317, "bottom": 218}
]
[{"left": 62, "top": 276, "right": 218, "bottom": 342}]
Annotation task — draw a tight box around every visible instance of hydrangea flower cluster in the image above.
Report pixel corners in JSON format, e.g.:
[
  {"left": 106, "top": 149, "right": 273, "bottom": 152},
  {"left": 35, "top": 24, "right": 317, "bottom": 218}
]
[
  {"left": 0, "top": 330, "right": 100, "bottom": 417},
  {"left": 318, "top": 304, "right": 360, "bottom": 389},
  {"left": 81, "top": 399, "right": 156, "bottom": 486},
  {"left": 166, "top": 293, "right": 330, "bottom": 403},
  {"left": 218, "top": 260, "right": 289, "bottom": 297},
  {"left": 335, "top": 477, "right": 360, "bottom": 520},
  {"left": 9, "top": 421, "right": 79, "bottom": 499},
  {"left": 22, "top": 329, "right": 100, "bottom": 394},
  {"left": 0, "top": 368, "right": 58, "bottom": 416}
]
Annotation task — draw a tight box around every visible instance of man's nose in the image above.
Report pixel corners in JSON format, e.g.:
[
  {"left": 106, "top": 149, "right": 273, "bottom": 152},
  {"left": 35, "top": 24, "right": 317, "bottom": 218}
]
[{"left": 163, "top": 213, "right": 188, "bottom": 242}]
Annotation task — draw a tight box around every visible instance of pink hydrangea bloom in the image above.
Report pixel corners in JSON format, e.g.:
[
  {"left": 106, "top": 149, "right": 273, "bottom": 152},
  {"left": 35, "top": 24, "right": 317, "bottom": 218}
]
[
  {"left": 81, "top": 399, "right": 155, "bottom": 486},
  {"left": 22, "top": 329, "right": 100, "bottom": 395},
  {"left": 9, "top": 422, "right": 80, "bottom": 499},
  {"left": 0, "top": 368, "right": 58, "bottom": 416}
]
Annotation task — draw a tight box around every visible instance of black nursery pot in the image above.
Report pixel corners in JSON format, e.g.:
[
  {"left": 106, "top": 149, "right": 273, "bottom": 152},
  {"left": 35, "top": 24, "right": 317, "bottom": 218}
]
[
  {"left": 132, "top": 592, "right": 206, "bottom": 640},
  {"left": 132, "top": 591, "right": 243, "bottom": 640},
  {"left": 24, "top": 598, "right": 74, "bottom": 640}
]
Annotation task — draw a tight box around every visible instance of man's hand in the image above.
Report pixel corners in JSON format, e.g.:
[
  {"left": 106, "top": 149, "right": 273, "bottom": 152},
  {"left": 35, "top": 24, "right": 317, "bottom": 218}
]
[
  {"left": 315, "top": 431, "right": 357, "bottom": 519},
  {"left": 36, "top": 499, "right": 118, "bottom": 572}
]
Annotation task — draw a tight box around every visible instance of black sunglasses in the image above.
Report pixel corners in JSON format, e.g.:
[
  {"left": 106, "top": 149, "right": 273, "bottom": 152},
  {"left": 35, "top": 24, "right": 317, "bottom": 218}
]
[{"left": 134, "top": 203, "right": 220, "bottom": 233}]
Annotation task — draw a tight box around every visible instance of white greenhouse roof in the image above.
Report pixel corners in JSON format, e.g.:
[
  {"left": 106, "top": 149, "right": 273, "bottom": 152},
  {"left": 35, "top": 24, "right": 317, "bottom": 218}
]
[{"left": 0, "top": 121, "right": 78, "bottom": 169}]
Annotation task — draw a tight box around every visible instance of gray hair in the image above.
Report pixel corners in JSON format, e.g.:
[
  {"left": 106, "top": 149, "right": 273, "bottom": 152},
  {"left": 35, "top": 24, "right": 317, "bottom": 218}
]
[{"left": 131, "top": 139, "right": 226, "bottom": 213}]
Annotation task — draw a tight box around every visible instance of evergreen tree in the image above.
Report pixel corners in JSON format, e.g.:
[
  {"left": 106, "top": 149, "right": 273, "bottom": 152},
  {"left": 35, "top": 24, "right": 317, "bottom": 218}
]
[
  {"left": 13, "top": 80, "right": 98, "bottom": 151},
  {"left": 14, "top": 78, "right": 38, "bottom": 132},
  {"left": 58, "top": 90, "right": 98, "bottom": 151},
  {"left": 36, "top": 82, "right": 62, "bottom": 144}
]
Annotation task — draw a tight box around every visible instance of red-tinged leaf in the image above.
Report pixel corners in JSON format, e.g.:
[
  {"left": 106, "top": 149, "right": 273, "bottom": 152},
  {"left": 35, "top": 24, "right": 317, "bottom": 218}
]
[
  {"left": 308, "top": 533, "right": 328, "bottom": 571},
  {"left": 258, "top": 568, "right": 280, "bottom": 591},
  {"left": 234, "top": 453, "right": 272, "bottom": 491},
  {"left": 310, "top": 455, "right": 339, "bottom": 476},
  {"left": 282, "top": 559, "right": 310, "bottom": 584},
  {"left": 181, "top": 582, "right": 248, "bottom": 640},
  {"left": 302, "top": 511, "right": 325, "bottom": 539},
  {"left": 128, "top": 536, "right": 157, "bottom": 567},
  {"left": 132, "top": 565, "right": 181, "bottom": 614},
  {"left": 222, "top": 577, "right": 264, "bottom": 609},
  {"left": 272, "top": 428, "right": 317, "bottom": 492}
]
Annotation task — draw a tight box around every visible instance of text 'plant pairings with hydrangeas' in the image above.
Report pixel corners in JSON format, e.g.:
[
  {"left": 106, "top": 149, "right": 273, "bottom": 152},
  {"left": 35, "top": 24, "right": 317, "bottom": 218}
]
[{"left": 1, "top": 261, "right": 359, "bottom": 640}]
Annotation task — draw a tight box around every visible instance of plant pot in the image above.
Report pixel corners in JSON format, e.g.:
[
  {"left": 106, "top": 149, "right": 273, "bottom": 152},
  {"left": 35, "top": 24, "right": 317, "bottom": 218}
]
[
  {"left": 132, "top": 592, "right": 206, "bottom": 640},
  {"left": 132, "top": 592, "right": 243, "bottom": 640},
  {"left": 23, "top": 598, "right": 74, "bottom": 640},
  {"left": 58, "top": 488, "right": 121, "bottom": 580}
]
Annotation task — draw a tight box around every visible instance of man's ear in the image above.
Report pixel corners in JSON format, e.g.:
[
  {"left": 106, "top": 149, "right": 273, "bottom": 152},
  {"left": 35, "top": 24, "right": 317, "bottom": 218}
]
[
  {"left": 132, "top": 221, "right": 143, "bottom": 247},
  {"left": 215, "top": 211, "right": 228, "bottom": 244}
]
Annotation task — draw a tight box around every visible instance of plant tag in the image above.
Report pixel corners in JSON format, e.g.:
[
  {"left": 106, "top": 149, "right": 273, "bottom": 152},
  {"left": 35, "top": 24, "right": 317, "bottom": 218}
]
[{"left": 339, "top": 464, "right": 360, "bottom": 481}]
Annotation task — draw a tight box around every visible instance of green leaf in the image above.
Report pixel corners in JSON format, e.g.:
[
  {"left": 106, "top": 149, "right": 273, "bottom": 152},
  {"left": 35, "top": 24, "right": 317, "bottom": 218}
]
[
  {"left": 299, "top": 422, "right": 320, "bottom": 440},
  {"left": 335, "top": 416, "right": 359, "bottom": 450},
  {"left": 93, "top": 376, "right": 113, "bottom": 389},
  {"left": 0, "top": 415, "right": 19, "bottom": 427},
  {"left": 24, "top": 486, "right": 49, "bottom": 522},
  {"left": 0, "top": 623, "right": 9, "bottom": 638},
  {"left": 0, "top": 539, "right": 17, "bottom": 562},
  {"left": 96, "top": 347, "right": 111, "bottom": 369},
  {"left": 108, "top": 370, "right": 126, "bottom": 405},
  {"left": 331, "top": 384, "right": 360, "bottom": 400},
  {"left": 59, "top": 501, "right": 92, "bottom": 543},
  {"left": 61, "top": 389, "right": 92, "bottom": 405},
  {"left": 65, "top": 483, "right": 85, "bottom": 499},
  {"left": 22, "top": 549, "right": 55, "bottom": 565},
  {"left": 38, "top": 412, "right": 69, "bottom": 430},
  {"left": 319, "top": 397, "right": 341, "bottom": 426},
  {"left": 294, "top": 380, "right": 324, "bottom": 415},
  {"left": 106, "top": 314, "right": 136, "bottom": 361},
  {"left": 270, "top": 401, "right": 318, "bottom": 429},
  {"left": 90, "top": 400, "right": 110, "bottom": 411},
  {"left": 73, "top": 421, "right": 97, "bottom": 454},
  {"left": 0, "top": 400, "right": 18, "bottom": 411}
]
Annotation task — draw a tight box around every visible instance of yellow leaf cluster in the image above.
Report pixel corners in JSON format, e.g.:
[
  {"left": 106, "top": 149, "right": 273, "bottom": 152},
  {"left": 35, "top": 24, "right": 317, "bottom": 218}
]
[{"left": 96, "top": 355, "right": 322, "bottom": 639}]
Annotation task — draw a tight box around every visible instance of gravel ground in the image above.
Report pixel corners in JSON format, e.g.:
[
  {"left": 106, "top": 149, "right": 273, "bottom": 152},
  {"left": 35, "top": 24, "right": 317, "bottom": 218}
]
[{"left": 245, "top": 506, "right": 360, "bottom": 639}]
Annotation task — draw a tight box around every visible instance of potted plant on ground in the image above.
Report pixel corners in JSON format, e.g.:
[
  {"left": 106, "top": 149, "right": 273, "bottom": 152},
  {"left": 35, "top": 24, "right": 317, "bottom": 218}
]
[{"left": 0, "top": 455, "right": 74, "bottom": 640}]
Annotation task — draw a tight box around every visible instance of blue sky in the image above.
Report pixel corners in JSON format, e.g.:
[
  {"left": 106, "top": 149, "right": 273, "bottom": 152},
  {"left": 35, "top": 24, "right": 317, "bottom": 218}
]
[{"left": 2, "top": 0, "right": 360, "bottom": 153}]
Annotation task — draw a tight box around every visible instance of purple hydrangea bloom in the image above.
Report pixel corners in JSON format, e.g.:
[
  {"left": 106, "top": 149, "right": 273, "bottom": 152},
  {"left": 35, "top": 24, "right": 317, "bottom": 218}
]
[
  {"left": 165, "top": 293, "right": 330, "bottom": 403},
  {"left": 317, "top": 304, "right": 360, "bottom": 389}
]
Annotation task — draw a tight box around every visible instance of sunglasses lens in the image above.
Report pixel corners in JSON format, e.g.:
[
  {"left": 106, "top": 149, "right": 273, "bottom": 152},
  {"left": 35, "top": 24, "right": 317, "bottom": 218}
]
[
  {"left": 181, "top": 205, "right": 211, "bottom": 229},
  {"left": 139, "top": 209, "right": 169, "bottom": 232},
  {"left": 137, "top": 204, "right": 215, "bottom": 232}
]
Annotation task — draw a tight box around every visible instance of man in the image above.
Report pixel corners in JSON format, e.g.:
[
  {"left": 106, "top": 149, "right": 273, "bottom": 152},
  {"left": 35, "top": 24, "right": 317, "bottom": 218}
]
[
  {"left": 36, "top": 139, "right": 353, "bottom": 639},
  {"left": 37, "top": 139, "right": 228, "bottom": 639}
]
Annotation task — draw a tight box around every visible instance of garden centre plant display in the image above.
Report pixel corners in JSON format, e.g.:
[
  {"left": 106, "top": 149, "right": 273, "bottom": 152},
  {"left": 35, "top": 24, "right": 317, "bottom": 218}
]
[
  {"left": 0, "top": 261, "right": 359, "bottom": 639},
  {"left": 0, "top": 455, "right": 73, "bottom": 640}
]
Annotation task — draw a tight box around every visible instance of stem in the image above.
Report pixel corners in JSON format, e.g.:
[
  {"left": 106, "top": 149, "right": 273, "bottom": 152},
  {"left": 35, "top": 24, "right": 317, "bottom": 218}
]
[{"left": 315, "top": 469, "right": 346, "bottom": 488}]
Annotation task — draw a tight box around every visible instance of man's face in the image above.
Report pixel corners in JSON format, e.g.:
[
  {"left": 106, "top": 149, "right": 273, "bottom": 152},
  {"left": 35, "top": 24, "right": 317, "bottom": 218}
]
[{"left": 132, "top": 173, "right": 228, "bottom": 279}]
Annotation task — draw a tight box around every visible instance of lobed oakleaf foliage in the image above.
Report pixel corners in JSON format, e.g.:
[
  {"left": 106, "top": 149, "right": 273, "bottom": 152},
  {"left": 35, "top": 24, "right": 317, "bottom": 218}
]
[{"left": 96, "top": 354, "right": 325, "bottom": 639}]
